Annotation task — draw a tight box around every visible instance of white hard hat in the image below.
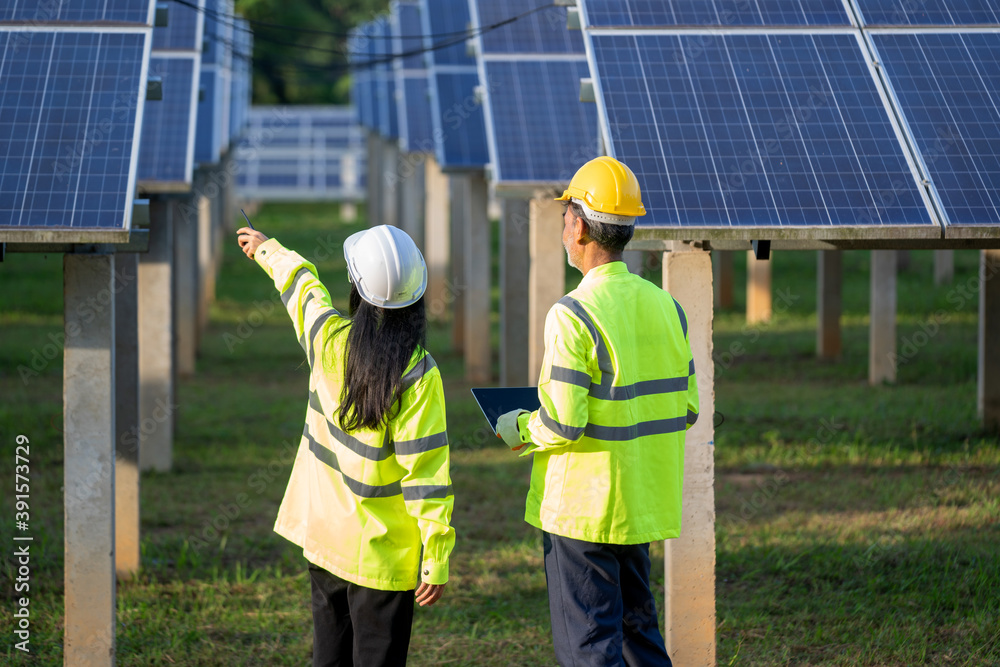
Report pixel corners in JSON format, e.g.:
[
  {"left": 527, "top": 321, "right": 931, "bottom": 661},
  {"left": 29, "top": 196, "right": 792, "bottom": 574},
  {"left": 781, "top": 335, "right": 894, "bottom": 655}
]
[{"left": 343, "top": 225, "right": 427, "bottom": 308}]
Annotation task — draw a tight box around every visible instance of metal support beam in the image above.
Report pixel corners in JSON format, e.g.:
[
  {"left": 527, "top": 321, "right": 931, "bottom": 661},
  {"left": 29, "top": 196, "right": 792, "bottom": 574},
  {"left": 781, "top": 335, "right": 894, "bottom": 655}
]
[
  {"left": 64, "top": 252, "right": 117, "bottom": 666},
  {"left": 869, "top": 250, "right": 897, "bottom": 385},
  {"left": 663, "top": 244, "right": 716, "bottom": 667},
  {"left": 979, "top": 249, "right": 1000, "bottom": 430},
  {"left": 500, "top": 199, "right": 530, "bottom": 386},
  {"left": 817, "top": 250, "right": 842, "bottom": 359},
  {"left": 139, "top": 200, "right": 175, "bottom": 472},
  {"left": 114, "top": 253, "right": 140, "bottom": 579},
  {"left": 463, "top": 171, "right": 491, "bottom": 384},
  {"left": 746, "top": 250, "right": 772, "bottom": 325},
  {"left": 529, "top": 197, "right": 565, "bottom": 384}
]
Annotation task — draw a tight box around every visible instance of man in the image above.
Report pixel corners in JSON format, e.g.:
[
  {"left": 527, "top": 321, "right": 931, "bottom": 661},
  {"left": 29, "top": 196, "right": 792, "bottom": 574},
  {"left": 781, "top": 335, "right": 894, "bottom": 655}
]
[{"left": 496, "top": 156, "right": 698, "bottom": 666}]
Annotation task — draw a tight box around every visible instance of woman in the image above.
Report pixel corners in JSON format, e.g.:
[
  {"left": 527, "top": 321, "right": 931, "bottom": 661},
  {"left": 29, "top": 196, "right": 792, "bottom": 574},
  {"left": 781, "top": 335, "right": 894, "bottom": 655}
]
[{"left": 237, "top": 223, "right": 455, "bottom": 667}]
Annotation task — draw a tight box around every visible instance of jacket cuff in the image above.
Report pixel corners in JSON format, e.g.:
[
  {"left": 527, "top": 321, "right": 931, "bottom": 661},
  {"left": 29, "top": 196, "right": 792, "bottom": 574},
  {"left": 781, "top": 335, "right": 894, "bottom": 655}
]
[
  {"left": 253, "top": 238, "right": 283, "bottom": 269},
  {"left": 420, "top": 559, "right": 448, "bottom": 586}
]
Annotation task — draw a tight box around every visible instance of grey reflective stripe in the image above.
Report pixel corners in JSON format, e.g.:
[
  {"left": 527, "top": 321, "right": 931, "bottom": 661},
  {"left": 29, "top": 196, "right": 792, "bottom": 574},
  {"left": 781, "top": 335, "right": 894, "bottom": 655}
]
[
  {"left": 303, "top": 291, "right": 316, "bottom": 309},
  {"left": 673, "top": 298, "right": 688, "bottom": 338},
  {"left": 539, "top": 406, "right": 585, "bottom": 441},
  {"left": 402, "top": 484, "right": 452, "bottom": 501},
  {"left": 304, "top": 427, "right": 402, "bottom": 498},
  {"left": 558, "top": 296, "right": 614, "bottom": 393},
  {"left": 597, "top": 375, "right": 690, "bottom": 401},
  {"left": 307, "top": 311, "right": 337, "bottom": 368},
  {"left": 281, "top": 268, "right": 311, "bottom": 306},
  {"left": 687, "top": 410, "right": 698, "bottom": 426},
  {"left": 689, "top": 358, "right": 696, "bottom": 377},
  {"left": 550, "top": 365, "right": 590, "bottom": 389},
  {"left": 395, "top": 431, "right": 448, "bottom": 456},
  {"left": 401, "top": 353, "right": 437, "bottom": 391},
  {"left": 309, "top": 390, "right": 393, "bottom": 461},
  {"left": 585, "top": 416, "right": 688, "bottom": 441}
]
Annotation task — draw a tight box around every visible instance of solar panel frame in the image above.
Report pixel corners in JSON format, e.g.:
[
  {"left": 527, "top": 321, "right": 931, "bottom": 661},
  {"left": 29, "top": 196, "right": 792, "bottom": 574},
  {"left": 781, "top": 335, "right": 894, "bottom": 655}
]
[
  {"left": 0, "top": 1, "right": 156, "bottom": 25},
  {"left": 578, "top": 25, "right": 942, "bottom": 240},
  {"left": 0, "top": 25, "right": 153, "bottom": 243},
  {"left": 393, "top": 1, "right": 435, "bottom": 153},
  {"left": 855, "top": 1, "right": 1000, "bottom": 27},
  {"left": 581, "top": 0, "right": 856, "bottom": 28},
  {"left": 471, "top": 0, "right": 585, "bottom": 55},
  {"left": 867, "top": 27, "right": 1000, "bottom": 238}
]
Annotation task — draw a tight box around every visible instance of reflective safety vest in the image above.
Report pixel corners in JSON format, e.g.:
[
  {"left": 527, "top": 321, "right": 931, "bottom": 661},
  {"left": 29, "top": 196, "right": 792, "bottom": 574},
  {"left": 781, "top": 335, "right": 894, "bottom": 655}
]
[
  {"left": 519, "top": 261, "right": 698, "bottom": 544},
  {"left": 254, "top": 239, "right": 455, "bottom": 591}
]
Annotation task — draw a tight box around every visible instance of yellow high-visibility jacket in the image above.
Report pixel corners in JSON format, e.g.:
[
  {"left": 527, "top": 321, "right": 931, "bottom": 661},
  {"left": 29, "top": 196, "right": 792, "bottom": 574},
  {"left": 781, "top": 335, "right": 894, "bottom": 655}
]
[
  {"left": 254, "top": 239, "right": 455, "bottom": 591},
  {"left": 518, "top": 261, "right": 698, "bottom": 544}
]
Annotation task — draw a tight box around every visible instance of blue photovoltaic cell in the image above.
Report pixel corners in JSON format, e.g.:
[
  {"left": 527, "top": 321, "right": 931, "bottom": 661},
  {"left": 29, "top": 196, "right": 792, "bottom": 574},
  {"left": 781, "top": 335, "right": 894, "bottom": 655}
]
[
  {"left": 0, "top": 30, "right": 146, "bottom": 230},
  {"left": 139, "top": 57, "right": 197, "bottom": 183},
  {"left": 474, "top": 0, "right": 584, "bottom": 55},
  {"left": 432, "top": 71, "right": 489, "bottom": 168},
  {"left": 374, "top": 18, "right": 399, "bottom": 139},
  {"left": 857, "top": 0, "right": 1000, "bottom": 25},
  {"left": 484, "top": 60, "right": 597, "bottom": 183},
  {"left": 401, "top": 76, "right": 435, "bottom": 152},
  {"left": 582, "top": 0, "right": 851, "bottom": 27},
  {"left": 395, "top": 3, "right": 424, "bottom": 71},
  {"left": 0, "top": 1, "right": 151, "bottom": 24},
  {"left": 874, "top": 31, "right": 1000, "bottom": 227},
  {"left": 421, "top": 0, "right": 475, "bottom": 66},
  {"left": 195, "top": 69, "right": 219, "bottom": 163},
  {"left": 152, "top": 0, "right": 202, "bottom": 51},
  {"left": 202, "top": 0, "right": 232, "bottom": 67},
  {"left": 589, "top": 32, "right": 933, "bottom": 229}
]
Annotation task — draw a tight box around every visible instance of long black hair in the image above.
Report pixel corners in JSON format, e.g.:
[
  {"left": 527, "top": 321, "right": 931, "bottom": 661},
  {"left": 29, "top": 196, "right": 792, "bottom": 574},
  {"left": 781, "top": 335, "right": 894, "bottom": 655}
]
[{"left": 330, "top": 283, "right": 427, "bottom": 433}]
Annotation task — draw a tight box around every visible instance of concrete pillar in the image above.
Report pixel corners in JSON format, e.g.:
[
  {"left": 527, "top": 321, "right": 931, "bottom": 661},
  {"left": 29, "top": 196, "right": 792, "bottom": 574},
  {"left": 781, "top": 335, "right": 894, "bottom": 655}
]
[
  {"left": 622, "top": 249, "right": 645, "bottom": 275},
  {"left": 424, "top": 156, "right": 450, "bottom": 321},
  {"left": 198, "top": 182, "right": 215, "bottom": 340},
  {"left": 367, "top": 131, "right": 382, "bottom": 225},
  {"left": 340, "top": 202, "right": 358, "bottom": 223},
  {"left": 528, "top": 197, "right": 565, "bottom": 384},
  {"left": 979, "top": 249, "right": 1000, "bottom": 430},
  {"left": 139, "top": 200, "right": 175, "bottom": 473},
  {"left": 662, "top": 244, "right": 716, "bottom": 667},
  {"left": 381, "top": 138, "right": 400, "bottom": 229},
  {"left": 713, "top": 250, "right": 734, "bottom": 309},
  {"left": 114, "top": 253, "right": 140, "bottom": 579},
  {"left": 63, "top": 252, "right": 117, "bottom": 666},
  {"left": 746, "top": 250, "right": 772, "bottom": 324},
  {"left": 935, "top": 249, "right": 954, "bottom": 285},
  {"left": 869, "top": 249, "right": 897, "bottom": 385},
  {"left": 400, "top": 156, "right": 426, "bottom": 251},
  {"left": 173, "top": 194, "right": 201, "bottom": 377},
  {"left": 897, "top": 249, "right": 911, "bottom": 272},
  {"left": 449, "top": 176, "right": 467, "bottom": 354},
  {"left": 500, "top": 198, "right": 531, "bottom": 386},
  {"left": 817, "top": 250, "right": 842, "bottom": 359},
  {"left": 463, "top": 171, "right": 491, "bottom": 384}
]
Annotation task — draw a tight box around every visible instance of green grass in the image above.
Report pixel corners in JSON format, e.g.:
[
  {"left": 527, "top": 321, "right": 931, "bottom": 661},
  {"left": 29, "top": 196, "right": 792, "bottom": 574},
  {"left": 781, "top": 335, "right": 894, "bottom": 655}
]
[{"left": 1, "top": 203, "right": 998, "bottom": 665}]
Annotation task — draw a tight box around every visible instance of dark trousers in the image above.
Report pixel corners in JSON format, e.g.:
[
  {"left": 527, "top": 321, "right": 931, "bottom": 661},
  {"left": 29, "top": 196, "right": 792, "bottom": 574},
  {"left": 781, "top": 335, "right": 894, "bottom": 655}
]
[
  {"left": 543, "top": 532, "right": 672, "bottom": 667},
  {"left": 308, "top": 564, "right": 415, "bottom": 667}
]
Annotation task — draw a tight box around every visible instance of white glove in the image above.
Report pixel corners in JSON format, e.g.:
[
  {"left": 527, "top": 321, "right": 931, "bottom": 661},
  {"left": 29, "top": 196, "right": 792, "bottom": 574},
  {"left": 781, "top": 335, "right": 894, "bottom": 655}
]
[{"left": 496, "top": 409, "right": 529, "bottom": 451}]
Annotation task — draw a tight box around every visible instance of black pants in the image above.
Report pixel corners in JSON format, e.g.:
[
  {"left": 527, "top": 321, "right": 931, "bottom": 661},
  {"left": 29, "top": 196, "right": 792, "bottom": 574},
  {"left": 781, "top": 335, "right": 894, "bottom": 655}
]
[
  {"left": 543, "top": 532, "right": 672, "bottom": 667},
  {"left": 308, "top": 564, "right": 415, "bottom": 667}
]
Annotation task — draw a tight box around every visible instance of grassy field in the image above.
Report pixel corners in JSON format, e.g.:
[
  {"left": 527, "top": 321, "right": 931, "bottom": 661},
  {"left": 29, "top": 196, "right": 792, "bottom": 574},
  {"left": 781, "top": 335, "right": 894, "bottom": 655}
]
[{"left": 1, "top": 202, "right": 998, "bottom": 666}]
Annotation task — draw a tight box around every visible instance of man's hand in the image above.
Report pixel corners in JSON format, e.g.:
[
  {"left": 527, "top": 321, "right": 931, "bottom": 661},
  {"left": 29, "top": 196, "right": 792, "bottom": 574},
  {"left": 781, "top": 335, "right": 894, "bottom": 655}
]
[
  {"left": 237, "top": 227, "right": 269, "bottom": 260},
  {"left": 415, "top": 582, "right": 445, "bottom": 607},
  {"left": 496, "top": 409, "right": 529, "bottom": 451}
]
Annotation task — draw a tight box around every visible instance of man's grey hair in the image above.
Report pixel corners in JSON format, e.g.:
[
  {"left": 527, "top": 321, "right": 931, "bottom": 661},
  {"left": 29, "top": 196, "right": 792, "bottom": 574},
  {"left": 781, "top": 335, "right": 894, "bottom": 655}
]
[{"left": 567, "top": 201, "right": 634, "bottom": 254}]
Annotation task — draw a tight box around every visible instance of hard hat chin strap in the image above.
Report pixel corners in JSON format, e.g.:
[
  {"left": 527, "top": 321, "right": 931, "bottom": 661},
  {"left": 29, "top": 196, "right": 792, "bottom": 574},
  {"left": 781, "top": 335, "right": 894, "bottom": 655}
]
[{"left": 571, "top": 198, "right": 635, "bottom": 227}]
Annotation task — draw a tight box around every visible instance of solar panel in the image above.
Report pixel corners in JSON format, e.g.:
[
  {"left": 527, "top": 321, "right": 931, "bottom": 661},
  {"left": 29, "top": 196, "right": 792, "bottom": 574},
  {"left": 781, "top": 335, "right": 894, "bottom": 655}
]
[
  {"left": 481, "top": 60, "right": 598, "bottom": 185},
  {"left": 583, "top": 29, "right": 938, "bottom": 237},
  {"left": 195, "top": 68, "right": 221, "bottom": 164},
  {"left": 152, "top": 0, "right": 203, "bottom": 51},
  {"left": 857, "top": 1, "right": 1000, "bottom": 26},
  {"left": 420, "top": 0, "right": 476, "bottom": 67},
  {"left": 229, "top": 17, "right": 251, "bottom": 143},
  {"left": 0, "top": 2, "right": 153, "bottom": 24},
  {"left": 0, "top": 29, "right": 149, "bottom": 239},
  {"left": 872, "top": 30, "right": 1000, "bottom": 235},
  {"left": 429, "top": 71, "right": 489, "bottom": 169},
  {"left": 582, "top": 0, "right": 854, "bottom": 27},
  {"left": 473, "top": 0, "right": 584, "bottom": 54},
  {"left": 374, "top": 17, "right": 399, "bottom": 138},
  {"left": 393, "top": 2, "right": 435, "bottom": 153},
  {"left": 138, "top": 56, "right": 198, "bottom": 187}
]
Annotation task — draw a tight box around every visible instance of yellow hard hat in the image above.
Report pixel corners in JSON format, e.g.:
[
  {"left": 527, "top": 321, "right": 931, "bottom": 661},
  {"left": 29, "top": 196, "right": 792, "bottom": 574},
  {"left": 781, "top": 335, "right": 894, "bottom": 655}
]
[{"left": 556, "top": 156, "right": 646, "bottom": 224}]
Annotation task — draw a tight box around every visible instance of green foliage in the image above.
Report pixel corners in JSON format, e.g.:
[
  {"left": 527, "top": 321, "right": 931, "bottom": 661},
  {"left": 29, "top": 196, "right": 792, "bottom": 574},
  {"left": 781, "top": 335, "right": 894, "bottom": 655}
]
[{"left": 234, "top": 0, "right": 390, "bottom": 105}]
